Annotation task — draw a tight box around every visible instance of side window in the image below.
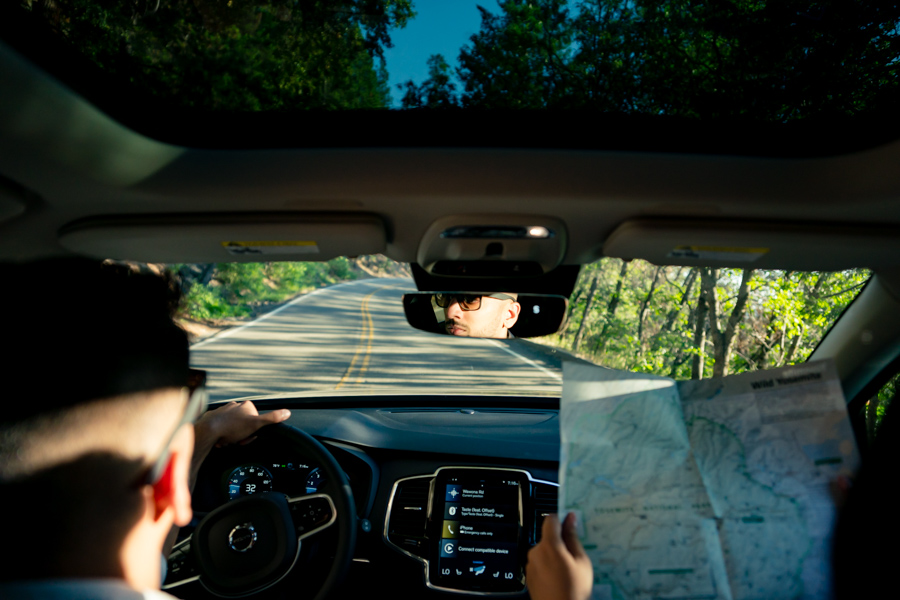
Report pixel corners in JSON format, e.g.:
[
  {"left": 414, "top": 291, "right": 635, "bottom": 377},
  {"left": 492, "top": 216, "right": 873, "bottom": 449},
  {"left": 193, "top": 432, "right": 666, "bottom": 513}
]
[
  {"left": 545, "top": 259, "right": 869, "bottom": 380},
  {"left": 862, "top": 373, "right": 897, "bottom": 448}
]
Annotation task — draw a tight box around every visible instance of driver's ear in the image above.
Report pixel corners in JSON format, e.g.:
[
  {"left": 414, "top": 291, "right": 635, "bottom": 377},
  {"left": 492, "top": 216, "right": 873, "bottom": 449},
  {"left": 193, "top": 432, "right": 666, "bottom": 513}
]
[
  {"left": 151, "top": 425, "right": 194, "bottom": 528},
  {"left": 504, "top": 301, "right": 521, "bottom": 327}
]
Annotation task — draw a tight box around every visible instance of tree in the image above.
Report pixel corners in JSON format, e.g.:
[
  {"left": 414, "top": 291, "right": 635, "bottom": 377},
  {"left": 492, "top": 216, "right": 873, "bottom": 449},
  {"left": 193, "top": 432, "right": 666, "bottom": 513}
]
[
  {"left": 543, "top": 258, "right": 869, "bottom": 381},
  {"left": 701, "top": 268, "right": 753, "bottom": 377},
  {"left": 399, "top": 54, "right": 459, "bottom": 108},
  {"left": 457, "top": 0, "right": 574, "bottom": 108},
  {"left": 401, "top": 0, "right": 900, "bottom": 120},
  {"left": 25, "top": 0, "right": 414, "bottom": 110}
]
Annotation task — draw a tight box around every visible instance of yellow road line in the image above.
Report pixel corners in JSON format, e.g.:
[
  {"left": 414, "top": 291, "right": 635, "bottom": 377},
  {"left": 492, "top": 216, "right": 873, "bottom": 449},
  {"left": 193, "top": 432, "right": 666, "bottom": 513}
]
[
  {"left": 357, "top": 292, "right": 376, "bottom": 384},
  {"left": 335, "top": 284, "right": 393, "bottom": 389}
]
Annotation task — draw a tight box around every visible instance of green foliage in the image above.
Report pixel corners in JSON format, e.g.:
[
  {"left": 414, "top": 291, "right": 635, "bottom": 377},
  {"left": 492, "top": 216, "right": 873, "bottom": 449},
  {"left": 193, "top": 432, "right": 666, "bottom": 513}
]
[
  {"left": 175, "top": 259, "right": 363, "bottom": 321},
  {"left": 542, "top": 259, "right": 869, "bottom": 380},
  {"left": 402, "top": 0, "right": 900, "bottom": 119},
  {"left": 877, "top": 374, "right": 898, "bottom": 426},
  {"left": 455, "top": 0, "right": 575, "bottom": 108},
  {"left": 23, "top": 0, "right": 413, "bottom": 110}
]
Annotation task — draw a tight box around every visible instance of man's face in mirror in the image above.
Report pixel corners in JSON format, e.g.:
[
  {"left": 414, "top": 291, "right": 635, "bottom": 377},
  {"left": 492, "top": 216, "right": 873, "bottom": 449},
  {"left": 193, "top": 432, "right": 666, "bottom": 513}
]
[{"left": 439, "top": 293, "right": 521, "bottom": 339}]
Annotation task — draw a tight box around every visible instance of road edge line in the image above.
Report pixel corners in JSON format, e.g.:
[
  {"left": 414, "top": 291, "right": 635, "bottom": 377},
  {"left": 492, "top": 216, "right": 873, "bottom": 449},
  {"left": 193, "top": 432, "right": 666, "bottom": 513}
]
[
  {"left": 190, "top": 285, "right": 331, "bottom": 349},
  {"left": 486, "top": 339, "right": 562, "bottom": 381}
]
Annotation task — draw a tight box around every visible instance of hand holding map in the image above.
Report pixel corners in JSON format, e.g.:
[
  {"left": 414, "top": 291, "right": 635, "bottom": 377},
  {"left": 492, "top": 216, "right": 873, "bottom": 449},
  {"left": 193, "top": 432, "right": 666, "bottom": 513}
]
[{"left": 559, "top": 360, "right": 857, "bottom": 600}]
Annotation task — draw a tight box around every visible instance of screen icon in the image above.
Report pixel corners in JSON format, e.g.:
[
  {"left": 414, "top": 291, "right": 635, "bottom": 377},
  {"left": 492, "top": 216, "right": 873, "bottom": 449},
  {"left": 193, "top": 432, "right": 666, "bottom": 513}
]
[
  {"left": 445, "top": 484, "right": 462, "bottom": 501},
  {"left": 442, "top": 520, "right": 459, "bottom": 539},
  {"left": 440, "top": 539, "right": 457, "bottom": 557}
]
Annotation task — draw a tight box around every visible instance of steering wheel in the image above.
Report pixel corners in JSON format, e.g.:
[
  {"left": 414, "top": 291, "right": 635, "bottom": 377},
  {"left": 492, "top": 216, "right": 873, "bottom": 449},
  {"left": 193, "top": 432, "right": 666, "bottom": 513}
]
[{"left": 164, "top": 423, "right": 357, "bottom": 598}]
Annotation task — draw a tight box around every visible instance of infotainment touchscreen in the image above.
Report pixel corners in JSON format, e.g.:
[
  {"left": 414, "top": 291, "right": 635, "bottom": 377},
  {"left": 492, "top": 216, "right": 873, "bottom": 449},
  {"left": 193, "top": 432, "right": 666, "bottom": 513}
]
[{"left": 429, "top": 468, "right": 526, "bottom": 594}]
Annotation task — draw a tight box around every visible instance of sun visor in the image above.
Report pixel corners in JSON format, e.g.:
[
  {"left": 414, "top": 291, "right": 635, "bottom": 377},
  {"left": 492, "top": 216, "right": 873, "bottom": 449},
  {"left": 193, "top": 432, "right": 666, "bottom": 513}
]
[
  {"left": 58, "top": 214, "right": 386, "bottom": 263},
  {"left": 604, "top": 219, "right": 900, "bottom": 271}
]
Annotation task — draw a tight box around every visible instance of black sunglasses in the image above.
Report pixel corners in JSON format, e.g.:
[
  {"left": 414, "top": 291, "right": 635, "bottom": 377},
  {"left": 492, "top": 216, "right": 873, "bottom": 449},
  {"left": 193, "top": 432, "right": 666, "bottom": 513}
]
[{"left": 434, "top": 293, "right": 516, "bottom": 311}]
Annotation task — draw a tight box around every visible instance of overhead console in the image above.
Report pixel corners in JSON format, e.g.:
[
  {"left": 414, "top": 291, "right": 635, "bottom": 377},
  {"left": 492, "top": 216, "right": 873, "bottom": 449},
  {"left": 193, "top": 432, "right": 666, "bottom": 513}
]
[
  {"left": 384, "top": 466, "right": 558, "bottom": 596},
  {"left": 417, "top": 215, "right": 567, "bottom": 276}
]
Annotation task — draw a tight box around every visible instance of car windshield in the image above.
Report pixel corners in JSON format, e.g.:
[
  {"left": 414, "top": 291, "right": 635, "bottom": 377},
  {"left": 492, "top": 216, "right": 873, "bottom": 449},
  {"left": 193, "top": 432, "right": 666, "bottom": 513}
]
[{"left": 159, "top": 258, "right": 870, "bottom": 402}]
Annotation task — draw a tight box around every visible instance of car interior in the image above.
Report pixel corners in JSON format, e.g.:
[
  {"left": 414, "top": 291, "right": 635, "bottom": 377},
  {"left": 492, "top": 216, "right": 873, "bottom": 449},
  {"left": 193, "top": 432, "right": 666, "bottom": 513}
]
[{"left": 2, "top": 2, "right": 900, "bottom": 599}]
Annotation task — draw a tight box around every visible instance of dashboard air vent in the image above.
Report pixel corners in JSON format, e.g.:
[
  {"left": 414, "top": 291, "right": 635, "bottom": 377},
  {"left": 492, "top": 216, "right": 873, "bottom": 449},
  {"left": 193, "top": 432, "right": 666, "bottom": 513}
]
[
  {"left": 532, "top": 481, "right": 559, "bottom": 544},
  {"left": 386, "top": 476, "right": 432, "bottom": 558}
]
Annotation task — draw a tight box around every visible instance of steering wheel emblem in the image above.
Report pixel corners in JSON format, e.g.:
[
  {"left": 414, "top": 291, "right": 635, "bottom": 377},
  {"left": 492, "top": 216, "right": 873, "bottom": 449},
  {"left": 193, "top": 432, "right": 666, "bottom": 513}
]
[{"left": 228, "top": 522, "right": 258, "bottom": 552}]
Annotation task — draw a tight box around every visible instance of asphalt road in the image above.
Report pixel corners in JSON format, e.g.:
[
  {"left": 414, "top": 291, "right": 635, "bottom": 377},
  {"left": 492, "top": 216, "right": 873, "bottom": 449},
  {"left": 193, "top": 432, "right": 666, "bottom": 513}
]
[{"left": 190, "top": 278, "right": 564, "bottom": 402}]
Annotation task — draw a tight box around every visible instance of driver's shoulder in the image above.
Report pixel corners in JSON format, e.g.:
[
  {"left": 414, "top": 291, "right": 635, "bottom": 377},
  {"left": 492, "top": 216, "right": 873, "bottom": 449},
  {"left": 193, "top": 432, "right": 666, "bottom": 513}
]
[{"left": 0, "top": 579, "right": 177, "bottom": 600}]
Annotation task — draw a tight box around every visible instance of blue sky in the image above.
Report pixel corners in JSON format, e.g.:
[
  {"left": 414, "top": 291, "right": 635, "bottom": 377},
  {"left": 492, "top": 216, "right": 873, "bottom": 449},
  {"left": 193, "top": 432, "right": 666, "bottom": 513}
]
[{"left": 382, "top": 1, "right": 495, "bottom": 106}]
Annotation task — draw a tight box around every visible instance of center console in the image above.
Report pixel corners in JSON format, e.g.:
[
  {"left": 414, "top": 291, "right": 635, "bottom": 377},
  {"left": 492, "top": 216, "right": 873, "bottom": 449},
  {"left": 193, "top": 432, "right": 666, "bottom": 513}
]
[{"left": 385, "top": 467, "right": 558, "bottom": 596}]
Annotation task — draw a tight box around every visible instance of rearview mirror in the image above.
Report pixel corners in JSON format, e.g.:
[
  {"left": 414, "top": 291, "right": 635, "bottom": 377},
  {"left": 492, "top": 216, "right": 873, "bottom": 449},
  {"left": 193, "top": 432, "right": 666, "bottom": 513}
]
[{"left": 402, "top": 292, "right": 568, "bottom": 339}]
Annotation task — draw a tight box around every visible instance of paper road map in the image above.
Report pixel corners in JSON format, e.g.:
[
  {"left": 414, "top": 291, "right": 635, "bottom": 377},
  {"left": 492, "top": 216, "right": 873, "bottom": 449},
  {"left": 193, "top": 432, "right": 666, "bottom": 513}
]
[{"left": 559, "top": 360, "right": 858, "bottom": 600}]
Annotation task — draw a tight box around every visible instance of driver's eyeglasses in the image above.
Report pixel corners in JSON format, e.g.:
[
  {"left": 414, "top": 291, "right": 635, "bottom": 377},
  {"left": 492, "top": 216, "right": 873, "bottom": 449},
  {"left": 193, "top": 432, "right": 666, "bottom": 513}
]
[
  {"left": 144, "top": 368, "right": 209, "bottom": 485},
  {"left": 434, "top": 293, "right": 515, "bottom": 311}
]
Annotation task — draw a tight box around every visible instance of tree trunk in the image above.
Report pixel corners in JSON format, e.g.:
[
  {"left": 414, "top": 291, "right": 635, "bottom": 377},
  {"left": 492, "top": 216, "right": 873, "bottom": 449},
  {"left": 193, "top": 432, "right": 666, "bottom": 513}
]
[
  {"left": 652, "top": 267, "right": 700, "bottom": 364},
  {"left": 595, "top": 261, "right": 629, "bottom": 353},
  {"left": 699, "top": 268, "right": 720, "bottom": 376},
  {"left": 782, "top": 333, "right": 802, "bottom": 365},
  {"left": 562, "top": 284, "right": 586, "bottom": 341},
  {"left": 749, "top": 314, "right": 776, "bottom": 370},
  {"left": 662, "top": 267, "right": 698, "bottom": 333},
  {"left": 637, "top": 266, "right": 663, "bottom": 346},
  {"left": 691, "top": 290, "right": 708, "bottom": 380},
  {"left": 571, "top": 273, "right": 601, "bottom": 351},
  {"left": 668, "top": 353, "right": 690, "bottom": 379},
  {"left": 703, "top": 268, "right": 754, "bottom": 378}
]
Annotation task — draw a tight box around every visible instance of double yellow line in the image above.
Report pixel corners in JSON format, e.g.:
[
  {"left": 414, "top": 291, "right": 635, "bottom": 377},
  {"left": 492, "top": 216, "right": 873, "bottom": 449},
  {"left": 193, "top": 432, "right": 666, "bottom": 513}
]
[{"left": 335, "top": 285, "right": 389, "bottom": 389}]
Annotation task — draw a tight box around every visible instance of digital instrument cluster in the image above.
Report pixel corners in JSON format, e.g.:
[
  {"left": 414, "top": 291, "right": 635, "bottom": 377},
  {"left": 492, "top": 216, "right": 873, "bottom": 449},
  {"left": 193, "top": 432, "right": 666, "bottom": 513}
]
[{"left": 223, "top": 462, "right": 325, "bottom": 500}]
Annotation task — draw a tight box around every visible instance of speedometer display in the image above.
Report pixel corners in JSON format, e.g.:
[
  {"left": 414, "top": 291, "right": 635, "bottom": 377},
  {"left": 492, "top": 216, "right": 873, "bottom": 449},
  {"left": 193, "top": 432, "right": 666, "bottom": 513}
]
[
  {"left": 227, "top": 465, "right": 274, "bottom": 500},
  {"left": 305, "top": 467, "right": 324, "bottom": 494},
  {"left": 222, "top": 462, "right": 326, "bottom": 501}
]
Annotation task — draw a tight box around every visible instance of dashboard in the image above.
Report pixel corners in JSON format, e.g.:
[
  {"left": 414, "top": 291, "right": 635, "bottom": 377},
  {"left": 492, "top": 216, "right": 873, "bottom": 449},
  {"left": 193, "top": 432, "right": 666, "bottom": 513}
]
[{"left": 166, "top": 398, "right": 561, "bottom": 599}]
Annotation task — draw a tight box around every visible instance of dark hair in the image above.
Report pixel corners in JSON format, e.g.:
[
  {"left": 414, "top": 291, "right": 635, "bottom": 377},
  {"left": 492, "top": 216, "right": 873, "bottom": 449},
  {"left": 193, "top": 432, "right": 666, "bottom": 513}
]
[{"left": 0, "top": 257, "right": 189, "bottom": 425}]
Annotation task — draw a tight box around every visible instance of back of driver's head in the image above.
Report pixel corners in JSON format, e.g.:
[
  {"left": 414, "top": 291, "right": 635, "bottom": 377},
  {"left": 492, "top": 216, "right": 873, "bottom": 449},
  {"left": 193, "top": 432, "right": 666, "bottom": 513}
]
[{"left": 0, "top": 257, "right": 189, "bottom": 427}]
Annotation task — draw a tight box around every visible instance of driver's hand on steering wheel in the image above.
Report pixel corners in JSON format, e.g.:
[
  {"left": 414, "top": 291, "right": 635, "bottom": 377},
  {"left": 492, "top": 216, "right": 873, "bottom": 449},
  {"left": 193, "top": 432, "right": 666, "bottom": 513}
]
[
  {"left": 198, "top": 401, "right": 292, "bottom": 448},
  {"left": 191, "top": 402, "right": 291, "bottom": 484}
]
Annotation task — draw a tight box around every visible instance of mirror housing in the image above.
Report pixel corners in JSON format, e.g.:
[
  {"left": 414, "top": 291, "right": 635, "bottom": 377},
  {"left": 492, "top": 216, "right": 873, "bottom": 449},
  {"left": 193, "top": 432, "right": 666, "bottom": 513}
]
[{"left": 403, "top": 292, "right": 568, "bottom": 339}]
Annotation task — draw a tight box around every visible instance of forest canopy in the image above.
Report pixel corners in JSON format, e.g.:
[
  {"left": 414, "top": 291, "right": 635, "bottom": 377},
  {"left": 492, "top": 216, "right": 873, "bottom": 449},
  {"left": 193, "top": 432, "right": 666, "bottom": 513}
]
[
  {"left": 21, "top": 0, "right": 415, "bottom": 110},
  {"left": 19, "top": 1, "right": 900, "bottom": 118},
  {"left": 400, "top": 0, "right": 900, "bottom": 120}
]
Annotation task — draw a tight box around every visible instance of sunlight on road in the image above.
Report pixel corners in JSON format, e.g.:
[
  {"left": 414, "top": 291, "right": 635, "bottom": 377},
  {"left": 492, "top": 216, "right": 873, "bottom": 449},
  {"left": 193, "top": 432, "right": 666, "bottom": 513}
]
[{"left": 190, "top": 278, "right": 563, "bottom": 401}]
